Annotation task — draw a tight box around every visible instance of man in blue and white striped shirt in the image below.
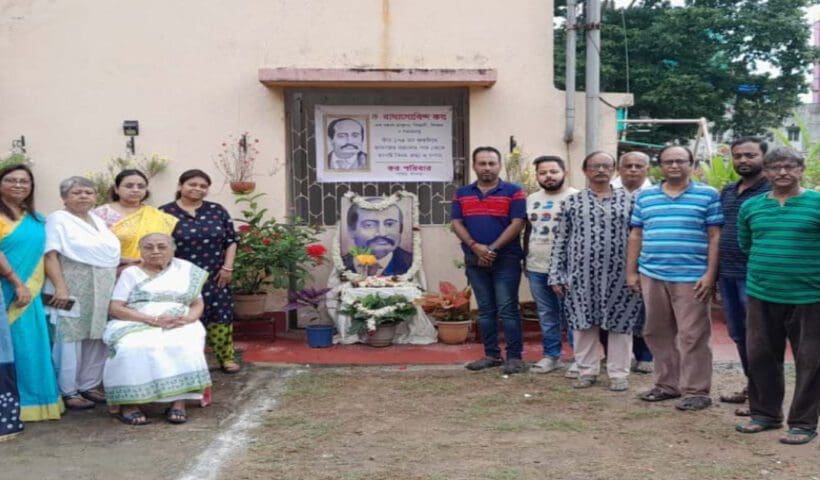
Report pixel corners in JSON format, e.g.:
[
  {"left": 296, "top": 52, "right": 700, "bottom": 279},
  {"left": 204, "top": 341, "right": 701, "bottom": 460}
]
[{"left": 626, "top": 145, "right": 724, "bottom": 412}]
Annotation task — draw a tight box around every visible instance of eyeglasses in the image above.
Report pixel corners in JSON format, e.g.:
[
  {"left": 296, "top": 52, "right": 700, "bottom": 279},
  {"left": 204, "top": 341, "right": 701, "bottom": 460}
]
[
  {"left": 659, "top": 159, "right": 690, "bottom": 166},
  {"left": 764, "top": 164, "right": 802, "bottom": 173},
  {"left": 1, "top": 178, "right": 31, "bottom": 186},
  {"left": 585, "top": 164, "right": 614, "bottom": 171}
]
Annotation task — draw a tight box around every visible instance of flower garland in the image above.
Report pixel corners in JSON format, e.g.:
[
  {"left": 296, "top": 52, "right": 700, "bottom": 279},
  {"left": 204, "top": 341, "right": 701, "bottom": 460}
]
[
  {"left": 340, "top": 293, "right": 417, "bottom": 335},
  {"left": 332, "top": 191, "right": 423, "bottom": 283}
]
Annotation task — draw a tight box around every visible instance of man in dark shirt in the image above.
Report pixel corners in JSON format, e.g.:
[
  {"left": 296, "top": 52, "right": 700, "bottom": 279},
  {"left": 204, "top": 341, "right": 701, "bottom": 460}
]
[
  {"left": 717, "top": 137, "right": 771, "bottom": 414},
  {"left": 451, "top": 146, "right": 528, "bottom": 374}
]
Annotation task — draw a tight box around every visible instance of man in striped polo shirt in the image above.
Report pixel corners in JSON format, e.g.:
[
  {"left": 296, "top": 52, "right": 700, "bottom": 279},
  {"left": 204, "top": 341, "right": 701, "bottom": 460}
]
[
  {"left": 452, "top": 146, "right": 528, "bottom": 374},
  {"left": 735, "top": 147, "right": 820, "bottom": 445},
  {"left": 626, "top": 145, "right": 724, "bottom": 411}
]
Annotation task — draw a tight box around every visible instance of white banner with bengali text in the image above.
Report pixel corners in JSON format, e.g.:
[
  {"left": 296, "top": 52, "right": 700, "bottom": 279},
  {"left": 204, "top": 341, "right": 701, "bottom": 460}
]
[{"left": 314, "top": 105, "right": 453, "bottom": 183}]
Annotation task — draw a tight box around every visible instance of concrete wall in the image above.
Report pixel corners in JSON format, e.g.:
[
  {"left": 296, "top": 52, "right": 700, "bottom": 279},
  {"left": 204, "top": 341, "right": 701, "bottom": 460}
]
[{"left": 0, "top": 0, "right": 630, "bottom": 292}]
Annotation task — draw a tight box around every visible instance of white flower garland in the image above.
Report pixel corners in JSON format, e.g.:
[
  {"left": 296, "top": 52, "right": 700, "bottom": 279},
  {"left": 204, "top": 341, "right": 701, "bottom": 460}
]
[
  {"left": 332, "top": 191, "right": 423, "bottom": 283},
  {"left": 343, "top": 297, "right": 413, "bottom": 332}
]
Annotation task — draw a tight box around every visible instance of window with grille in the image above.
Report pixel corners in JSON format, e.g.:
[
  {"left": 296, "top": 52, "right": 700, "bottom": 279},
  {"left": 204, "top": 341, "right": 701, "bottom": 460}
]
[{"left": 284, "top": 88, "right": 469, "bottom": 226}]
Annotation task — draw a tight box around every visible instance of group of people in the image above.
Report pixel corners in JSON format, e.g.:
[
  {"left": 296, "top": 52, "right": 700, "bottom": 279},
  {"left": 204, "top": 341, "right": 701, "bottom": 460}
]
[
  {"left": 1, "top": 166, "right": 242, "bottom": 438},
  {"left": 452, "top": 140, "right": 819, "bottom": 445}
]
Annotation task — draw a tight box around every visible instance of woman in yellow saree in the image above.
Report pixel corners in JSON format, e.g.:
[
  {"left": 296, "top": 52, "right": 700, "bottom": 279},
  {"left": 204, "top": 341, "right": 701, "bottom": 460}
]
[
  {"left": 0, "top": 164, "right": 62, "bottom": 423},
  {"left": 93, "top": 169, "right": 178, "bottom": 266}
]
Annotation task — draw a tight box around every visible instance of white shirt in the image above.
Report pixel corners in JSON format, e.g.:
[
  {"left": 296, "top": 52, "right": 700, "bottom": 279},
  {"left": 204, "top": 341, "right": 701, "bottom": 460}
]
[{"left": 525, "top": 187, "right": 578, "bottom": 273}]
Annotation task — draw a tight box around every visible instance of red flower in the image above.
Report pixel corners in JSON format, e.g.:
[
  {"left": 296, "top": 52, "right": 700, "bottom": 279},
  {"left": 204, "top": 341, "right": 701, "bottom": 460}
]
[
  {"left": 261, "top": 238, "right": 271, "bottom": 245},
  {"left": 238, "top": 224, "right": 251, "bottom": 232},
  {"left": 305, "top": 244, "right": 327, "bottom": 258}
]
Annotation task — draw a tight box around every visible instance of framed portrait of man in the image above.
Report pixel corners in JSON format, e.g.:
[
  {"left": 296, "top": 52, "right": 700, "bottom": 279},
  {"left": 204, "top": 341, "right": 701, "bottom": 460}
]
[
  {"left": 324, "top": 115, "right": 370, "bottom": 172},
  {"left": 338, "top": 194, "right": 415, "bottom": 277}
]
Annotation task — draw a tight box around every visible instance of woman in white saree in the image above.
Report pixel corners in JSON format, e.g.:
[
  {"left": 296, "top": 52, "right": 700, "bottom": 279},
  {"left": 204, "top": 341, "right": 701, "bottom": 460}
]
[{"left": 103, "top": 233, "right": 211, "bottom": 425}]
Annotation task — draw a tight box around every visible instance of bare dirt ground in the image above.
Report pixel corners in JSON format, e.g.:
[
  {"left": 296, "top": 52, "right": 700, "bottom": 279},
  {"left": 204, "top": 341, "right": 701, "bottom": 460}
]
[
  {"left": 1, "top": 364, "right": 818, "bottom": 480},
  {"left": 0, "top": 362, "right": 261, "bottom": 480},
  {"left": 226, "top": 365, "right": 819, "bottom": 480}
]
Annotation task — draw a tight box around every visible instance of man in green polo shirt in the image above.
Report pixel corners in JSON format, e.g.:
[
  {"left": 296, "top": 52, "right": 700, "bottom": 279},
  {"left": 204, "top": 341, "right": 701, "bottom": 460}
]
[{"left": 735, "top": 147, "right": 820, "bottom": 446}]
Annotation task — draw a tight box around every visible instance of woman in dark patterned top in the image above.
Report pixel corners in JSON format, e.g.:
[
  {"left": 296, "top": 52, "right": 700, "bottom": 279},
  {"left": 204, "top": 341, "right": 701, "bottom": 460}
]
[{"left": 160, "top": 170, "right": 240, "bottom": 373}]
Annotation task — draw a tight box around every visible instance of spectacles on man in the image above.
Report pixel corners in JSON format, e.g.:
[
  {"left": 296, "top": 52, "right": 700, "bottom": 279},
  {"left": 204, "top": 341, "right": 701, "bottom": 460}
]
[
  {"left": 1, "top": 178, "right": 32, "bottom": 186},
  {"left": 659, "top": 159, "right": 690, "bottom": 166},
  {"left": 764, "top": 163, "right": 802, "bottom": 173}
]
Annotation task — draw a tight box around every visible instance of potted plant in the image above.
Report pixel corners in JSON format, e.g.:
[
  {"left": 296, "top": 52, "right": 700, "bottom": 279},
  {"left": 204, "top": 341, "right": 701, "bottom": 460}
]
[
  {"left": 232, "top": 192, "right": 324, "bottom": 318},
  {"left": 214, "top": 132, "right": 259, "bottom": 193},
  {"left": 416, "top": 281, "right": 473, "bottom": 344},
  {"left": 85, "top": 154, "right": 170, "bottom": 205},
  {"left": 282, "top": 287, "right": 335, "bottom": 348},
  {"left": 340, "top": 293, "right": 415, "bottom": 347}
]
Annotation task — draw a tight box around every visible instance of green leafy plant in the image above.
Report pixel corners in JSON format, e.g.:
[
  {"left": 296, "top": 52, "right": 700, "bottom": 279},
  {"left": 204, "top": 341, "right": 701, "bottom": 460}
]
[
  {"left": 504, "top": 146, "right": 539, "bottom": 193},
  {"left": 699, "top": 154, "right": 740, "bottom": 190},
  {"left": 341, "top": 293, "right": 415, "bottom": 335},
  {"left": 85, "top": 154, "right": 170, "bottom": 205},
  {"left": 233, "top": 192, "right": 323, "bottom": 294},
  {"left": 0, "top": 152, "right": 31, "bottom": 170}
]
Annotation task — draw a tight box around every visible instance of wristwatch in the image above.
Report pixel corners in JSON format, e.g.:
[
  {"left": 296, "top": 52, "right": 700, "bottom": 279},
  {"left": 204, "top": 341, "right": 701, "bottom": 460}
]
[{"left": 487, "top": 246, "right": 496, "bottom": 254}]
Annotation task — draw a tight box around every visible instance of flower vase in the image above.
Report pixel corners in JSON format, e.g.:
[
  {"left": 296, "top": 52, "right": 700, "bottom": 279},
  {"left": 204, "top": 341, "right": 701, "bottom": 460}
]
[{"left": 367, "top": 323, "right": 397, "bottom": 347}]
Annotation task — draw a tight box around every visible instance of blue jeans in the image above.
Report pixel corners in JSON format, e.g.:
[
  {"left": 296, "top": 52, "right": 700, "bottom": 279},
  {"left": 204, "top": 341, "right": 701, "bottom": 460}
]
[
  {"left": 719, "top": 276, "right": 749, "bottom": 375},
  {"left": 527, "top": 271, "right": 563, "bottom": 359},
  {"left": 465, "top": 255, "right": 523, "bottom": 360}
]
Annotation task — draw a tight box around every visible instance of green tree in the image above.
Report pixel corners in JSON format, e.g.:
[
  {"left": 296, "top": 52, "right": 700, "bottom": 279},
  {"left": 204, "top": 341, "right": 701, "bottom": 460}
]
[{"left": 554, "top": 0, "right": 819, "bottom": 143}]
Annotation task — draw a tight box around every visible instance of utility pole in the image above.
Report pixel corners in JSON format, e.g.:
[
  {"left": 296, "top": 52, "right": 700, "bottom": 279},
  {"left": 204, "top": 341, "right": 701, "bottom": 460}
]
[
  {"left": 564, "top": 0, "right": 578, "bottom": 144},
  {"left": 585, "top": 0, "right": 602, "bottom": 154}
]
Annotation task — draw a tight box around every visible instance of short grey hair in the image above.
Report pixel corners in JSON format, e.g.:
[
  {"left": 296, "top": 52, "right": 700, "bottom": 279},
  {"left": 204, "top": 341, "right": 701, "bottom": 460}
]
[
  {"left": 763, "top": 147, "right": 804, "bottom": 168},
  {"left": 618, "top": 151, "right": 650, "bottom": 166},
  {"left": 59, "top": 176, "right": 97, "bottom": 198},
  {"left": 138, "top": 232, "right": 177, "bottom": 250}
]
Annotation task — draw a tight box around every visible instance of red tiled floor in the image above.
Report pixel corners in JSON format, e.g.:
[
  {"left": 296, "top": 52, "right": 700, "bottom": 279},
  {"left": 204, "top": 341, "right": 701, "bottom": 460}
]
[{"left": 236, "top": 317, "right": 757, "bottom": 366}]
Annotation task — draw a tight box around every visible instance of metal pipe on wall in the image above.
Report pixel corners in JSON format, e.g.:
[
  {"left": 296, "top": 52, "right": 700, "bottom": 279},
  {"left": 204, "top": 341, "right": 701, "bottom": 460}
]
[
  {"left": 585, "top": 0, "right": 601, "bottom": 154},
  {"left": 564, "top": 0, "right": 577, "bottom": 144}
]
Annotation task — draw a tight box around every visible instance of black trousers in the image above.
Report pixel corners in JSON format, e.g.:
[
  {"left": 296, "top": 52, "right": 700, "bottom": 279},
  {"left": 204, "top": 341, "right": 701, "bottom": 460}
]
[{"left": 746, "top": 297, "right": 820, "bottom": 431}]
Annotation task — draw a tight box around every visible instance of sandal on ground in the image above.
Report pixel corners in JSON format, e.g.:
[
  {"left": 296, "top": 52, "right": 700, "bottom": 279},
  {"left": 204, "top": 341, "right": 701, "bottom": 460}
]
[
  {"left": 220, "top": 361, "right": 241, "bottom": 374},
  {"left": 79, "top": 389, "right": 106, "bottom": 404},
  {"left": 719, "top": 389, "right": 748, "bottom": 404},
  {"left": 734, "top": 407, "right": 751, "bottom": 417},
  {"left": 63, "top": 394, "right": 95, "bottom": 410},
  {"left": 116, "top": 410, "right": 149, "bottom": 426},
  {"left": 735, "top": 419, "right": 782, "bottom": 434},
  {"left": 639, "top": 387, "right": 681, "bottom": 402},
  {"left": 779, "top": 428, "right": 817, "bottom": 445},
  {"left": 675, "top": 396, "right": 712, "bottom": 411},
  {"left": 165, "top": 408, "right": 188, "bottom": 424}
]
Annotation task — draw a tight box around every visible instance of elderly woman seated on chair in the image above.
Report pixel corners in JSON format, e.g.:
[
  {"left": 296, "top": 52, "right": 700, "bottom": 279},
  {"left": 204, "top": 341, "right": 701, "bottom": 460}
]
[{"left": 102, "top": 233, "right": 212, "bottom": 425}]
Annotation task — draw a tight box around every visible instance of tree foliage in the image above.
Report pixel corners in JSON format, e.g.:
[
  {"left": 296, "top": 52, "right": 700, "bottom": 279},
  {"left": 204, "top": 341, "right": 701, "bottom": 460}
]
[{"left": 554, "top": 0, "right": 819, "bottom": 143}]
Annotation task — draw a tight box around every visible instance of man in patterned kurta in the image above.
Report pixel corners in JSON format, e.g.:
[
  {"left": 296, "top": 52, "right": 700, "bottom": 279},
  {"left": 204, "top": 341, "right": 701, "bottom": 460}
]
[{"left": 549, "top": 151, "right": 643, "bottom": 391}]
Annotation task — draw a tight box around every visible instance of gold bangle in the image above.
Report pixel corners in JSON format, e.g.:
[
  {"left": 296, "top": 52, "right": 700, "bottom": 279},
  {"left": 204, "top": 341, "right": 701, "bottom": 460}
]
[{"left": 220, "top": 265, "right": 234, "bottom": 272}]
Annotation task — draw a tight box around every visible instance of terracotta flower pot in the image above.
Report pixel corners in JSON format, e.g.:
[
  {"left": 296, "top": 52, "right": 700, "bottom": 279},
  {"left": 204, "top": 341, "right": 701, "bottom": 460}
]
[
  {"left": 230, "top": 181, "right": 256, "bottom": 194},
  {"left": 436, "top": 320, "right": 472, "bottom": 345},
  {"left": 367, "top": 323, "right": 397, "bottom": 347},
  {"left": 233, "top": 293, "right": 267, "bottom": 318}
]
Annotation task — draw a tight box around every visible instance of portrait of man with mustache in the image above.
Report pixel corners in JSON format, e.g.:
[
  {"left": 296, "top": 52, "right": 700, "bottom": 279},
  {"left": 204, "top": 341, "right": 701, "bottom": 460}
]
[
  {"left": 342, "top": 202, "right": 413, "bottom": 276},
  {"left": 327, "top": 117, "right": 369, "bottom": 171}
]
